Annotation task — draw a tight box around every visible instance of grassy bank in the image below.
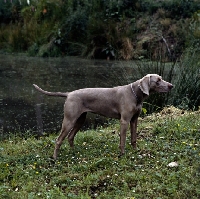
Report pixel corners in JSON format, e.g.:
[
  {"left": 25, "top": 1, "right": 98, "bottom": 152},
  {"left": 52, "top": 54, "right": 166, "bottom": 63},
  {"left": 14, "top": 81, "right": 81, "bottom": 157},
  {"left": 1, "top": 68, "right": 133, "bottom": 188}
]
[{"left": 0, "top": 107, "right": 199, "bottom": 198}]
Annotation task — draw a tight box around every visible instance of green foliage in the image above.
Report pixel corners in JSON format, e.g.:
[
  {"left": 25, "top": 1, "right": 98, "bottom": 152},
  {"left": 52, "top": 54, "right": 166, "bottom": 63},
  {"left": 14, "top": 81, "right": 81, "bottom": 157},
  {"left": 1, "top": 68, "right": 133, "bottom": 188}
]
[
  {"left": 0, "top": 0, "right": 199, "bottom": 58},
  {"left": 189, "top": 10, "right": 200, "bottom": 40},
  {"left": 163, "top": 0, "right": 200, "bottom": 18},
  {"left": 133, "top": 42, "right": 200, "bottom": 112},
  {"left": 170, "top": 47, "right": 200, "bottom": 110},
  {"left": 1, "top": 108, "right": 200, "bottom": 198},
  {"left": 0, "top": 0, "right": 22, "bottom": 23},
  {"left": 139, "top": 0, "right": 200, "bottom": 17}
]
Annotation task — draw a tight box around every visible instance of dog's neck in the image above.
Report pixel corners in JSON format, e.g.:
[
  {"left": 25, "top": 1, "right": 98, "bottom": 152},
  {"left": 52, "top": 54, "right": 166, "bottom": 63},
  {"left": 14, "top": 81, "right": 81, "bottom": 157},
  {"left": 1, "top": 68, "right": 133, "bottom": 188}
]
[{"left": 131, "top": 82, "right": 147, "bottom": 104}]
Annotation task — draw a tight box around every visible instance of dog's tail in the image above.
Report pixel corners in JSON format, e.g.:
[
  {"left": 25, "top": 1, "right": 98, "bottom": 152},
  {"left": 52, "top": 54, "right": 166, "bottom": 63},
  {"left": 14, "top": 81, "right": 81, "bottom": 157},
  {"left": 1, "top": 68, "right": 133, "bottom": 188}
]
[{"left": 33, "top": 84, "right": 68, "bottom": 97}]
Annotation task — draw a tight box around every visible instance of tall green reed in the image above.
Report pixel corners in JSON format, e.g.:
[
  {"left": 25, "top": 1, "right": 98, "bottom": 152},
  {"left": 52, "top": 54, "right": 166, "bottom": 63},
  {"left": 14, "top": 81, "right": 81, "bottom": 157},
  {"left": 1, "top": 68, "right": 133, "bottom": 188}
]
[
  {"left": 170, "top": 47, "right": 200, "bottom": 110},
  {"left": 134, "top": 47, "right": 200, "bottom": 113}
]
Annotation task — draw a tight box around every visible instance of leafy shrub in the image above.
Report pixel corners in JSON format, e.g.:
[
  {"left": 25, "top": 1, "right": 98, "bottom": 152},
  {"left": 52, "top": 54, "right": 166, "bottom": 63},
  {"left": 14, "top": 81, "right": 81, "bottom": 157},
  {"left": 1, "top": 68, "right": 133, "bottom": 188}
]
[
  {"left": 163, "top": 0, "right": 200, "bottom": 18},
  {"left": 0, "top": 0, "right": 22, "bottom": 23},
  {"left": 58, "top": 7, "right": 89, "bottom": 55},
  {"left": 159, "top": 18, "right": 171, "bottom": 30},
  {"left": 27, "top": 43, "right": 39, "bottom": 56},
  {"left": 139, "top": 0, "right": 200, "bottom": 17},
  {"left": 0, "top": 0, "right": 199, "bottom": 58},
  {"left": 189, "top": 11, "right": 200, "bottom": 40}
]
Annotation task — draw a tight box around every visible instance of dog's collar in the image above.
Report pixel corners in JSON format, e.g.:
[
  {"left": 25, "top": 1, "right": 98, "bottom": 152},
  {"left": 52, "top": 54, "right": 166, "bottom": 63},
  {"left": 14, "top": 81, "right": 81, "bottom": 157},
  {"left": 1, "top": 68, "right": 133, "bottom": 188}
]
[{"left": 131, "top": 83, "right": 138, "bottom": 102}]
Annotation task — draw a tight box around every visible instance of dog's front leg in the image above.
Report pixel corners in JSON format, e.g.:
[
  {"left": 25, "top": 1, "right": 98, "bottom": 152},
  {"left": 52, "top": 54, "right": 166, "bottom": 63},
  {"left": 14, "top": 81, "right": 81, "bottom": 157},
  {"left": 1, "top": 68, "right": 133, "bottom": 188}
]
[
  {"left": 130, "top": 115, "right": 139, "bottom": 149},
  {"left": 119, "top": 119, "right": 129, "bottom": 155}
]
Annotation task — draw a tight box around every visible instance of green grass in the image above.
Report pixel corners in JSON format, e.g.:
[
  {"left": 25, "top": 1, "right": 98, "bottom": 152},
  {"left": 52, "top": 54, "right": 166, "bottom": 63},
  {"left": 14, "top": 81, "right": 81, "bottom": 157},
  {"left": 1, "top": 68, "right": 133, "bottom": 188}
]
[{"left": 0, "top": 107, "right": 200, "bottom": 199}]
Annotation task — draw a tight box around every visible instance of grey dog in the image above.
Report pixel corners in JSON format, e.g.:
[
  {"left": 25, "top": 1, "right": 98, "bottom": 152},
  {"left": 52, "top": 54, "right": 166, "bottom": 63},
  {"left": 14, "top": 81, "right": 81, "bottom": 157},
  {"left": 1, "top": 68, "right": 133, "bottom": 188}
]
[{"left": 33, "top": 74, "right": 173, "bottom": 159}]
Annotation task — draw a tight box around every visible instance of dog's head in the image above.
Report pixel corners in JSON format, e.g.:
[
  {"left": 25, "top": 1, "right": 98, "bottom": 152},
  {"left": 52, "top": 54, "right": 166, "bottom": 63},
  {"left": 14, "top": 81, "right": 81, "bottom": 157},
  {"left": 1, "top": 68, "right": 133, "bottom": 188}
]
[{"left": 139, "top": 74, "right": 173, "bottom": 95}]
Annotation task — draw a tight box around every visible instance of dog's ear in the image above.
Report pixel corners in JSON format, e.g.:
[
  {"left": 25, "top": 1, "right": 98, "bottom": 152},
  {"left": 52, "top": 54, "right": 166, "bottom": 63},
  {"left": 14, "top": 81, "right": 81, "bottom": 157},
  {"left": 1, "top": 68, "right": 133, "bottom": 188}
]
[{"left": 139, "top": 75, "right": 151, "bottom": 95}]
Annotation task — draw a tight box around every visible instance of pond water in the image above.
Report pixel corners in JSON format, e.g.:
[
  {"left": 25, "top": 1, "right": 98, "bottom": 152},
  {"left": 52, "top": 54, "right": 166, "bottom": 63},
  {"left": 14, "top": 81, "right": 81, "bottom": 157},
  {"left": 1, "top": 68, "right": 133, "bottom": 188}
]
[{"left": 0, "top": 54, "right": 140, "bottom": 138}]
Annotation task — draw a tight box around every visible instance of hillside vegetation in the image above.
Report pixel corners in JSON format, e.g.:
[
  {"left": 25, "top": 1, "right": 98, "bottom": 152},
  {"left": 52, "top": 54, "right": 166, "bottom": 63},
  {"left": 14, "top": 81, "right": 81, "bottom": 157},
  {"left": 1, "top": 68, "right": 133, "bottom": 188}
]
[{"left": 0, "top": 0, "right": 199, "bottom": 60}]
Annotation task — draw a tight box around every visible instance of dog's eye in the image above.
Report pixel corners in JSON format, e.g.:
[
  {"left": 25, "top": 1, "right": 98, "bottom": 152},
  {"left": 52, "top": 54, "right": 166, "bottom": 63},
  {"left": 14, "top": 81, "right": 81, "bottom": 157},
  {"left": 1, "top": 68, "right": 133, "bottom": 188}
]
[{"left": 156, "top": 79, "right": 161, "bottom": 85}]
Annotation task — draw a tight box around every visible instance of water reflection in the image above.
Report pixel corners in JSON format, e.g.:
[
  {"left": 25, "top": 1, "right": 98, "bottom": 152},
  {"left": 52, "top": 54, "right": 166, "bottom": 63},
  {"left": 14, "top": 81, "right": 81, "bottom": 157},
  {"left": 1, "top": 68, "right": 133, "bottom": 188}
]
[{"left": 0, "top": 54, "right": 137, "bottom": 138}]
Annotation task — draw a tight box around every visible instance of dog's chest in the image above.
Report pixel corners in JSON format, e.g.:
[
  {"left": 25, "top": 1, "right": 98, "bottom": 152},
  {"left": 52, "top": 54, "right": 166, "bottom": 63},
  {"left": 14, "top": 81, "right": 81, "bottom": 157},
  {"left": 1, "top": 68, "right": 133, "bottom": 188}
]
[{"left": 132, "top": 103, "right": 142, "bottom": 115}]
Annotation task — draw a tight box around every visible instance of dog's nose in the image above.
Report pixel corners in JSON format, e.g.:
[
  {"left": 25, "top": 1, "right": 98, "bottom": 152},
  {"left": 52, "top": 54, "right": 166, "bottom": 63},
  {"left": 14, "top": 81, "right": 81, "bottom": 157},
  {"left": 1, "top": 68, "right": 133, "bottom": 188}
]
[{"left": 168, "top": 84, "right": 173, "bottom": 89}]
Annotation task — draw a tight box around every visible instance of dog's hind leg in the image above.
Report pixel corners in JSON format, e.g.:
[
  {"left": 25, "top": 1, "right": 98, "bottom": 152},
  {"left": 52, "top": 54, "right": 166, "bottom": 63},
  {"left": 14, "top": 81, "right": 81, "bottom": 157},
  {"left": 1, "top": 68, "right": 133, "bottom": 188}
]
[
  {"left": 68, "top": 112, "right": 87, "bottom": 147},
  {"left": 53, "top": 118, "right": 75, "bottom": 160}
]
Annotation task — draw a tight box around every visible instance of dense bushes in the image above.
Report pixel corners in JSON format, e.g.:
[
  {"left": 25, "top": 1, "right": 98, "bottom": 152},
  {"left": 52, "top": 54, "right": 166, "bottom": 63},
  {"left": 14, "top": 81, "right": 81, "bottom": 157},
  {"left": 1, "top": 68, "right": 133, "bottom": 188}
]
[
  {"left": 139, "top": 0, "right": 199, "bottom": 17},
  {"left": 0, "top": 0, "right": 199, "bottom": 59}
]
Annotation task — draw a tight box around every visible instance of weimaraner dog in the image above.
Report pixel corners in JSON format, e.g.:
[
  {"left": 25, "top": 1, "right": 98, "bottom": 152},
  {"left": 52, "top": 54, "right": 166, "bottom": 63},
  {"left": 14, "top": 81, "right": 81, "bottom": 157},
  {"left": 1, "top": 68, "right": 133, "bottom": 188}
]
[{"left": 33, "top": 74, "right": 173, "bottom": 159}]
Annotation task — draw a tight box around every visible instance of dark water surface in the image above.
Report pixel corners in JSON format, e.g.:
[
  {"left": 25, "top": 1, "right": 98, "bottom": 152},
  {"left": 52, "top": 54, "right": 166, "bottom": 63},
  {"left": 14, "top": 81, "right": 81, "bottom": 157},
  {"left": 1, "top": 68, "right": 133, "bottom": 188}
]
[{"left": 0, "top": 54, "right": 138, "bottom": 137}]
